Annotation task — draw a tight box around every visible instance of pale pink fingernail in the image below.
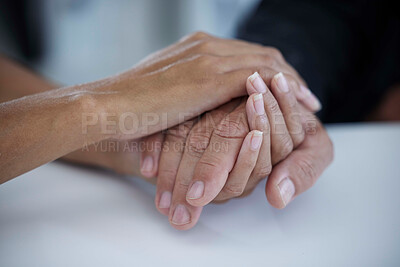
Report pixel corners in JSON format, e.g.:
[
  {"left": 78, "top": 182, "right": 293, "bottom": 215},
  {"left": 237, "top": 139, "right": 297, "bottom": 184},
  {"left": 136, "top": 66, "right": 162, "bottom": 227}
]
[
  {"left": 253, "top": 93, "right": 265, "bottom": 115},
  {"left": 159, "top": 191, "right": 171, "bottom": 209},
  {"left": 248, "top": 72, "right": 267, "bottom": 93},
  {"left": 140, "top": 156, "right": 154, "bottom": 175},
  {"left": 278, "top": 177, "right": 295, "bottom": 206},
  {"left": 274, "top": 72, "right": 289, "bottom": 93},
  {"left": 171, "top": 204, "right": 191, "bottom": 225},
  {"left": 300, "top": 85, "right": 322, "bottom": 111},
  {"left": 187, "top": 181, "right": 204, "bottom": 200},
  {"left": 250, "top": 130, "right": 263, "bottom": 151}
]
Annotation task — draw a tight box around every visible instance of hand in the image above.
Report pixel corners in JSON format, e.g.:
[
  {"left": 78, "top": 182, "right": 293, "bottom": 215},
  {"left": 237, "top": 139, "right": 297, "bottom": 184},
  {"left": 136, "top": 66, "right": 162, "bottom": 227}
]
[
  {"left": 0, "top": 31, "right": 322, "bottom": 183},
  {"left": 86, "top": 32, "right": 320, "bottom": 141},
  {"left": 144, "top": 72, "right": 310, "bottom": 230},
  {"left": 64, "top": 31, "right": 322, "bottom": 178},
  {"left": 265, "top": 108, "right": 333, "bottom": 209},
  {"left": 138, "top": 31, "right": 322, "bottom": 178}
]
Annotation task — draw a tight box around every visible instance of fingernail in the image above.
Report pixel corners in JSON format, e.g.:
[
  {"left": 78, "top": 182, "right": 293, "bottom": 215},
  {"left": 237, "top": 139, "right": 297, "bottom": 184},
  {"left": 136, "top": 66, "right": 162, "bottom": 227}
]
[
  {"left": 274, "top": 72, "right": 289, "bottom": 93},
  {"left": 253, "top": 93, "right": 265, "bottom": 115},
  {"left": 159, "top": 191, "right": 171, "bottom": 209},
  {"left": 250, "top": 130, "right": 263, "bottom": 151},
  {"left": 278, "top": 177, "right": 295, "bottom": 206},
  {"left": 248, "top": 72, "right": 267, "bottom": 94},
  {"left": 171, "top": 204, "right": 191, "bottom": 225},
  {"left": 300, "top": 85, "right": 322, "bottom": 111},
  {"left": 187, "top": 181, "right": 204, "bottom": 200},
  {"left": 140, "top": 156, "right": 154, "bottom": 174}
]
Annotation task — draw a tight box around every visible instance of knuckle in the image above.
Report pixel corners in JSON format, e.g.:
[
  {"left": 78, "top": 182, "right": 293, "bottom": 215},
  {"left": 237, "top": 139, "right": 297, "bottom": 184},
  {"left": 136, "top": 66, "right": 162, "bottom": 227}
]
[
  {"left": 166, "top": 122, "right": 193, "bottom": 141},
  {"left": 158, "top": 168, "right": 177, "bottom": 181},
  {"left": 190, "top": 31, "right": 210, "bottom": 40},
  {"left": 257, "top": 67, "right": 273, "bottom": 81},
  {"left": 253, "top": 163, "right": 272, "bottom": 179},
  {"left": 176, "top": 179, "right": 190, "bottom": 189},
  {"left": 186, "top": 131, "right": 212, "bottom": 158},
  {"left": 222, "top": 183, "right": 244, "bottom": 196},
  {"left": 295, "top": 155, "right": 318, "bottom": 188},
  {"left": 214, "top": 114, "right": 248, "bottom": 139},
  {"left": 265, "top": 96, "right": 280, "bottom": 114},
  {"left": 183, "top": 31, "right": 210, "bottom": 43},
  {"left": 292, "top": 129, "right": 305, "bottom": 148},
  {"left": 196, "top": 39, "right": 215, "bottom": 53},
  {"left": 279, "top": 135, "right": 294, "bottom": 159},
  {"left": 197, "top": 153, "right": 224, "bottom": 171},
  {"left": 263, "top": 55, "right": 278, "bottom": 68},
  {"left": 266, "top": 46, "right": 283, "bottom": 60}
]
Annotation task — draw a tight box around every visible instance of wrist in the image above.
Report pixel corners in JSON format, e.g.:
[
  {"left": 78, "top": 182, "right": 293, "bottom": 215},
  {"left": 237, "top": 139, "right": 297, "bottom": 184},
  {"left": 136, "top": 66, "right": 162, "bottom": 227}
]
[{"left": 65, "top": 77, "right": 120, "bottom": 145}]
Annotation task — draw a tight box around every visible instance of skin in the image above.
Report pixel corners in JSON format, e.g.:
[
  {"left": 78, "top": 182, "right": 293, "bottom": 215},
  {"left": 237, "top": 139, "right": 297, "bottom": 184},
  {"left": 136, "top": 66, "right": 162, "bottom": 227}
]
[
  {"left": 148, "top": 73, "right": 330, "bottom": 230},
  {"left": 2, "top": 32, "right": 323, "bottom": 183},
  {"left": 0, "top": 32, "right": 335, "bottom": 232}
]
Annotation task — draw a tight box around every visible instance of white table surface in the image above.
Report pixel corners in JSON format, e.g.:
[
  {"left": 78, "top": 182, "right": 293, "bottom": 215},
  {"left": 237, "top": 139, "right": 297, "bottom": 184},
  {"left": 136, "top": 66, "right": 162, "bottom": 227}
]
[{"left": 1, "top": 123, "right": 400, "bottom": 267}]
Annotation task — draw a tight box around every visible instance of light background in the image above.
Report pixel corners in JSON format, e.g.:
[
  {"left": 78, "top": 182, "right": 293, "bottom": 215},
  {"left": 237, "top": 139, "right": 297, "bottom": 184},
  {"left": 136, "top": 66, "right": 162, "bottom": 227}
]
[{"left": 35, "top": 0, "right": 260, "bottom": 85}]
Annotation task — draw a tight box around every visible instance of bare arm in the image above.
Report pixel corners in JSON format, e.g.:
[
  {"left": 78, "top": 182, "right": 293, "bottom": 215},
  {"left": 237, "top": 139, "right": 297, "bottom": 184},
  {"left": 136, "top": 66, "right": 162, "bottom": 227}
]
[
  {"left": 0, "top": 56, "right": 56, "bottom": 102},
  {"left": 0, "top": 56, "right": 126, "bottom": 173},
  {"left": 2, "top": 32, "right": 309, "bottom": 184},
  {"left": 0, "top": 60, "right": 111, "bottom": 183}
]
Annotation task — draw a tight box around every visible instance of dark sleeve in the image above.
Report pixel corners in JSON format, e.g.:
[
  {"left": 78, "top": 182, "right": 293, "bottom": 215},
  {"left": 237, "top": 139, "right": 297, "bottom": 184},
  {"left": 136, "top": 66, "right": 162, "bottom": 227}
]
[{"left": 237, "top": 0, "right": 400, "bottom": 123}]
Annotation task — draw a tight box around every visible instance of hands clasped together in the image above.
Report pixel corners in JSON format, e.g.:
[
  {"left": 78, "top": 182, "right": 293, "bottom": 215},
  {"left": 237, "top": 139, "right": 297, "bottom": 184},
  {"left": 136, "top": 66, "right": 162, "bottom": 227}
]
[
  {"left": 0, "top": 32, "right": 333, "bottom": 230},
  {"left": 133, "top": 32, "right": 333, "bottom": 230}
]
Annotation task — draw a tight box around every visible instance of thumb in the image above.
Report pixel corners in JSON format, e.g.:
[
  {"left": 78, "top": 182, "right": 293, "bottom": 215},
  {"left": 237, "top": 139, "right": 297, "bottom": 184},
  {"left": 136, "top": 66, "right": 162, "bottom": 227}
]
[{"left": 265, "top": 120, "right": 334, "bottom": 209}]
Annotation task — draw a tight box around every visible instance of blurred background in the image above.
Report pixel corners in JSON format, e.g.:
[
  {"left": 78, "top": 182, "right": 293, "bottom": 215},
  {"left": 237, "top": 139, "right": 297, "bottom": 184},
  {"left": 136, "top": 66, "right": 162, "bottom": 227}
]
[{"left": 0, "top": 0, "right": 260, "bottom": 85}]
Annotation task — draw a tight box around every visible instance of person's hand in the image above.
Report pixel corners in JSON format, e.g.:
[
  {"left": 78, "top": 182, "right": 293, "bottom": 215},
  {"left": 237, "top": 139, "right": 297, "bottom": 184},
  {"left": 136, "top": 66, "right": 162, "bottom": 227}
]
[
  {"left": 64, "top": 31, "right": 322, "bottom": 177},
  {"left": 264, "top": 107, "right": 333, "bottom": 209},
  {"left": 84, "top": 31, "right": 320, "bottom": 142},
  {"left": 136, "top": 31, "right": 322, "bottom": 178},
  {"left": 0, "top": 31, "right": 323, "bottom": 183},
  {"left": 144, "top": 72, "right": 313, "bottom": 230}
]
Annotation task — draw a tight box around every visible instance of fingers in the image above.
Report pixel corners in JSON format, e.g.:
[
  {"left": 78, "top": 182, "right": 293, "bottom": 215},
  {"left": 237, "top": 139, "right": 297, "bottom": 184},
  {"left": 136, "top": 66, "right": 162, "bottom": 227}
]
[
  {"left": 154, "top": 121, "right": 194, "bottom": 216},
  {"left": 211, "top": 54, "right": 282, "bottom": 73},
  {"left": 216, "top": 67, "right": 279, "bottom": 104},
  {"left": 214, "top": 93, "right": 268, "bottom": 201},
  {"left": 167, "top": 101, "right": 239, "bottom": 230},
  {"left": 168, "top": 152, "right": 204, "bottom": 229},
  {"left": 186, "top": 101, "right": 249, "bottom": 207},
  {"left": 265, "top": 117, "right": 334, "bottom": 209},
  {"left": 219, "top": 130, "right": 263, "bottom": 196},
  {"left": 295, "top": 84, "right": 322, "bottom": 112},
  {"left": 139, "top": 31, "right": 322, "bottom": 113},
  {"left": 270, "top": 72, "right": 305, "bottom": 148},
  {"left": 246, "top": 71, "right": 293, "bottom": 165},
  {"left": 140, "top": 133, "right": 164, "bottom": 178}
]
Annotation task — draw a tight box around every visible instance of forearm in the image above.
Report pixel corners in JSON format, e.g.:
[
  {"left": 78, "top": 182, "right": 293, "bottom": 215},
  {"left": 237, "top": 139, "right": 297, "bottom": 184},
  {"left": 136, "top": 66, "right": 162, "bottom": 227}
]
[
  {"left": 2, "top": 32, "right": 317, "bottom": 183},
  {"left": 0, "top": 56, "right": 57, "bottom": 102},
  {"left": 0, "top": 56, "right": 117, "bottom": 172},
  {"left": 0, "top": 81, "right": 108, "bottom": 183}
]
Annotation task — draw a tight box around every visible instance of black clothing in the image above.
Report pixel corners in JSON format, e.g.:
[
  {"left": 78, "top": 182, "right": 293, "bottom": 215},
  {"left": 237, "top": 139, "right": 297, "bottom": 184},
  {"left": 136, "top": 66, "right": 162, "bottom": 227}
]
[{"left": 237, "top": 0, "right": 400, "bottom": 123}]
